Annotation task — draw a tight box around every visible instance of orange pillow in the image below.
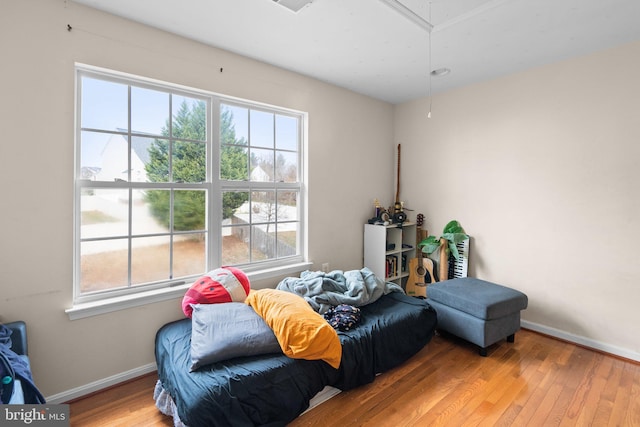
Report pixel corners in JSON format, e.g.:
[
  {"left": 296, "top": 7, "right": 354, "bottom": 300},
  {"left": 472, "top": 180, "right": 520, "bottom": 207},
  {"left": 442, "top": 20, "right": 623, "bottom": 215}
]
[{"left": 246, "top": 289, "right": 342, "bottom": 369}]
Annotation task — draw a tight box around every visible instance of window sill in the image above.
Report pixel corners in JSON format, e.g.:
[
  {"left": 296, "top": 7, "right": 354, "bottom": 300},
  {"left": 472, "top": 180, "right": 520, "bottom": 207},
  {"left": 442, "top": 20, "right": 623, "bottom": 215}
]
[{"left": 66, "top": 261, "right": 312, "bottom": 320}]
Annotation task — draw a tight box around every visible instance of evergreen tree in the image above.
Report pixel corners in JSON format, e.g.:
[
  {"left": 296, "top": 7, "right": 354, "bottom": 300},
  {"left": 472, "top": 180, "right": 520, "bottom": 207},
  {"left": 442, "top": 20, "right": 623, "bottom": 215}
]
[{"left": 145, "top": 101, "right": 248, "bottom": 231}]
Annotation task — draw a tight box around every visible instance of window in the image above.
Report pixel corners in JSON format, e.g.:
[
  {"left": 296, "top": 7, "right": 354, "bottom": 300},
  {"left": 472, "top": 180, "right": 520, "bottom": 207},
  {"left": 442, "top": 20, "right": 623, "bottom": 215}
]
[{"left": 74, "top": 66, "right": 305, "bottom": 305}]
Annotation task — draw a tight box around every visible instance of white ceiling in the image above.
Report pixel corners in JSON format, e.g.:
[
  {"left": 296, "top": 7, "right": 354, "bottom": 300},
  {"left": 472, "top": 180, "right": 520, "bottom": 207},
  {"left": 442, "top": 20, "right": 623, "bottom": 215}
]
[{"left": 71, "top": 0, "right": 640, "bottom": 104}]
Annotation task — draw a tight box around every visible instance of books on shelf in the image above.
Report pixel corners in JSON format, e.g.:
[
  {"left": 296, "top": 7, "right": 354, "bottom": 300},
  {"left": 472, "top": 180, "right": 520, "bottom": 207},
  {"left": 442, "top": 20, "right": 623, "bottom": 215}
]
[{"left": 385, "top": 255, "right": 398, "bottom": 279}]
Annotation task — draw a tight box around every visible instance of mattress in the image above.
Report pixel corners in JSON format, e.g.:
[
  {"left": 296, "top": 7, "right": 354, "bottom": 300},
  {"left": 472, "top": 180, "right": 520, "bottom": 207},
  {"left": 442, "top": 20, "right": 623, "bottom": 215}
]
[{"left": 155, "top": 292, "right": 437, "bottom": 426}]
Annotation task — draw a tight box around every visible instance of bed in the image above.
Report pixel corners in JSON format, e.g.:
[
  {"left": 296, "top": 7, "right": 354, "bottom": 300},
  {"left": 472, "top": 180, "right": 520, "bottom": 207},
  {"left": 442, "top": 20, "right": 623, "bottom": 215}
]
[{"left": 154, "top": 270, "right": 437, "bottom": 427}]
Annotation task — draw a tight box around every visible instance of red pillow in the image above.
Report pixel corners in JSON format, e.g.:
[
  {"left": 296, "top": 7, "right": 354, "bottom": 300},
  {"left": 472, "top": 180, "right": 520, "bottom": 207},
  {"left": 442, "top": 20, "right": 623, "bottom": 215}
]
[{"left": 182, "top": 267, "right": 250, "bottom": 318}]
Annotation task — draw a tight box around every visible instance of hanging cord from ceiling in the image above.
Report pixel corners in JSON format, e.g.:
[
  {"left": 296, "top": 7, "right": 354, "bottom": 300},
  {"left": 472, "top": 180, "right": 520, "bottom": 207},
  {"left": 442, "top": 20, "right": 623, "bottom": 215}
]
[{"left": 427, "top": 1, "right": 432, "bottom": 119}]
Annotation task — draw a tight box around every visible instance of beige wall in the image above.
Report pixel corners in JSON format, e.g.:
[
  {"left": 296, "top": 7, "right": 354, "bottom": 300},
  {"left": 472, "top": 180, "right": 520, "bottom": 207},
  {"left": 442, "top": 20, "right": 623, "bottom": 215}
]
[
  {"left": 0, "top": 0, "right": 393, "bottom": 398},
  {"left": 396, "top": 41, "right": 640, "bottom": 359}
]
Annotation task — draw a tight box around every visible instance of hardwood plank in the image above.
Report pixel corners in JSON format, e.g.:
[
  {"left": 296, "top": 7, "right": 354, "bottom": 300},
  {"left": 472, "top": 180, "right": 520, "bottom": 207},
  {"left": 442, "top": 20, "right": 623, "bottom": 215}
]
[
  {"left": 69, "top": 373, "right": 172, "bottom": 427},
  {"left": 624, "top": 365, "right": 640, "bottom": 426},
  {"left": 69, "top": 329, "right": 640, "bottom": 427},
  {"left": 454, "top": 348, "right": 527, "bottom": 425},
  {"left": 551, "top": 347, "right": 597, "bottom": 426},
  {"left": 463, "top": 349, "right": 539, "bottom": 426}
]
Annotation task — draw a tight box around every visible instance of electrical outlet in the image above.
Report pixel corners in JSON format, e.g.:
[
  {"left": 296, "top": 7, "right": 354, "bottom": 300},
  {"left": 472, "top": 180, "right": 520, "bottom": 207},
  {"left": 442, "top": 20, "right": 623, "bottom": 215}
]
[{"left": 321, "top": 263, "right": 330, "bottom": 273}]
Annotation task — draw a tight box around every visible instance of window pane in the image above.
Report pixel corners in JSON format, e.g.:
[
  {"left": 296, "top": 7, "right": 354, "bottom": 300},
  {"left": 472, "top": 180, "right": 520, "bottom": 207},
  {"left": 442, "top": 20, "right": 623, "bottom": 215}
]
[
  {"left": 131, "top": 236, "right": 170, "bottom": 284},
  {"left": 131, "top": 87, "right": 169, "bottom": 135},
  {"left": 132, "top": 189, "right": 169, "bottom": 235},
  {"left": 220, "top": 144, "right": 248, "bottom": 181},
  {"left": 81, "top": 76, "right": 128, "bottom": 131},
  {"left": 251, "top": 191, "right": 276, "bottom": 223},
  {"left": 275, "top": 151, "right": 298, "bottom": 183},
  {"left": 128, "top": 136, "right": 151, "bottom": 183},
  {"left": 222, "top": 104, "right": 248, "bottom": 144},
  {"left": 174, "top": 190, "right": 206, "bottom": 232},
  {"left": 79, "top": 131, "right": 109, "bottom": 181},
  {"left": 174, "top": 234, "right": 206, "bottom": 278},
  {"left": 250, "top": 110, "right": 274, "bottom": 148},
  {"left": 173, "top": 141, "right": 206, "bottom": 183},
  {"left": 173, "top": 96, "right": 206, "bottom": 142},
  {"left": 222, "top": 191, "right": 249, "bottom": 223},
  {"left": 277, "top": 191, "right": 298, "bottom": 221},
  {"left": 250, "top": 148, "right": 274, "bottom": 182},
  {"left": 252, "top": 224, "right": 275, "bottom": 261},
  {"left": 222, "top": 225, "right": 250, "bottom": 265},
  {"left": 277, "top": 223, "right": 298, "bottom": 257},
  {"left": 80, "top": 240, "right": 128, "bottom": 293},
  {"left": 221, "top": 104, "right": 249, "bottom": 181},
  {"left": 275, "top": 115, "right": 298, "bottom": 151},
  {"left": 81, "top": 131, "right": 129, "bottom": 182},
  {"left": 144, "top": 138, "right": 170, "bottom": 183},
  {"left": 81, "top": 188, "right": 129, "bottom": 238}
]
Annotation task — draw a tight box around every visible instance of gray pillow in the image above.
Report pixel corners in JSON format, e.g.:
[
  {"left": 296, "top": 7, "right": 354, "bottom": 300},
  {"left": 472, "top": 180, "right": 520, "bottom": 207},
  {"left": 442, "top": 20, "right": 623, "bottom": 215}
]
[{"left": 189, "top": 303, "right": 281, "bottom": 371}]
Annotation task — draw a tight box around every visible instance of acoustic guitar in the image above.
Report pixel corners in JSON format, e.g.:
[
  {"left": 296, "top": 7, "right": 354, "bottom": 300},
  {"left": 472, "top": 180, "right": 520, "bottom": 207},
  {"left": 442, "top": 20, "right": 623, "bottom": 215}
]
[{"left": 406, "top": 214, "right": 435, "bottom": 298}]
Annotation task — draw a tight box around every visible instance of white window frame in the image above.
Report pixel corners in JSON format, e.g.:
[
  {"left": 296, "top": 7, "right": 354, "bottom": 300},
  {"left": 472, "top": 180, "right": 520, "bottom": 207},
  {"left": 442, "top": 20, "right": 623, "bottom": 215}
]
[{"left": 68, "top": 64, "right": 309, "bottom": 319}]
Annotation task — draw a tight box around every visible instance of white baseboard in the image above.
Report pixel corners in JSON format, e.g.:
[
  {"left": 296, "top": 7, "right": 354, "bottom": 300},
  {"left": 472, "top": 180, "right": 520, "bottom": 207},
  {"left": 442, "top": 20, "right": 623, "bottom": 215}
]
[
  {"left": 45, "top": 363, "right": 157, "bottom": 404},
  {"left": 521, "top": 320, "right": 640, "bottom": 363}
]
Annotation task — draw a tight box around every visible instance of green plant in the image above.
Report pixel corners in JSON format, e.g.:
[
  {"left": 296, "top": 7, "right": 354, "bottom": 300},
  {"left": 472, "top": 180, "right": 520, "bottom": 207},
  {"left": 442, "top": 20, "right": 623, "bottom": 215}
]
[
  {"left": 145, "top": 101, "right": 249, "bottom": 229},
  {"left": 418, "top": 220, "right": 469, "bottom": 260}
]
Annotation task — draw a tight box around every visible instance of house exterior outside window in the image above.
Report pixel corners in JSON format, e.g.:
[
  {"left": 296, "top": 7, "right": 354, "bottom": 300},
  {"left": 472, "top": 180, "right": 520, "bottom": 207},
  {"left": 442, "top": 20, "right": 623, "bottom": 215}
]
[{"left": 73, "top": 65, "right": 306, "bottom": 309}]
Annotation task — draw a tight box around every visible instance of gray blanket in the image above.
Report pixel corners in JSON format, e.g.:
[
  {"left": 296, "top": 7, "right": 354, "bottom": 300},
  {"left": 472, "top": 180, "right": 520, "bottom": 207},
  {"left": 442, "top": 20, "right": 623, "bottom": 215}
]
[{"left": 276, "top": 267, "right": 404, "bottom": 314}]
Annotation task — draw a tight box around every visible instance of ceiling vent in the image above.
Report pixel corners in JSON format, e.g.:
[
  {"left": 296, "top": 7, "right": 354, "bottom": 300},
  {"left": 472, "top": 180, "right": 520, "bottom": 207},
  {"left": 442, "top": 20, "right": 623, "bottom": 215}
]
[{"left": 272, "top": 0, "right": 314, "bottom": 13}]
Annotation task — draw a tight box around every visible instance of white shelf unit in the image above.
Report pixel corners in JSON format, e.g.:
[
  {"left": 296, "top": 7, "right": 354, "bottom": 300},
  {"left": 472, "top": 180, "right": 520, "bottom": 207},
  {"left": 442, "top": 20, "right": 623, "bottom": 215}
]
[{"left": 364, "top": 222, "right": 416, "bottom": 287}]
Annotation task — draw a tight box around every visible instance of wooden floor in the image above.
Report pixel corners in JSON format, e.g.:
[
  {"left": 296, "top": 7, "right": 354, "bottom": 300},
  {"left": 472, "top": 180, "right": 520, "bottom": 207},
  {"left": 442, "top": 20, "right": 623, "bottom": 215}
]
[
  {"left": 69, "top": 374, "right": 172, "bottom": 427},
  {"left": 69, "top": 329, "right": 640, "bottom": 426}
]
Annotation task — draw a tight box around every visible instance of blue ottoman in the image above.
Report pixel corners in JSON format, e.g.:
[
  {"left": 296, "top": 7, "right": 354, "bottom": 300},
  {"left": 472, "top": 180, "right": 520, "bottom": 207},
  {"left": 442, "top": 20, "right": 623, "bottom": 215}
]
[{"left": 426, "top": 278, "right": 528, "bottom": 356}]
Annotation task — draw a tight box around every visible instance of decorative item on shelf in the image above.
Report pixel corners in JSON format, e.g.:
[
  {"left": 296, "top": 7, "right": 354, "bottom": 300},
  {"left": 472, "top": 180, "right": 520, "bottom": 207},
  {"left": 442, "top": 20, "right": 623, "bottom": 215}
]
[
  {"left": 418, "top": 220, "right": 469, "bottom": 281},
  {"left": 392, "top": 143, "right": 407, "bottom": 226},
  {"left": 367, "top": 205, "right": 391, "bottom": 225}
]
